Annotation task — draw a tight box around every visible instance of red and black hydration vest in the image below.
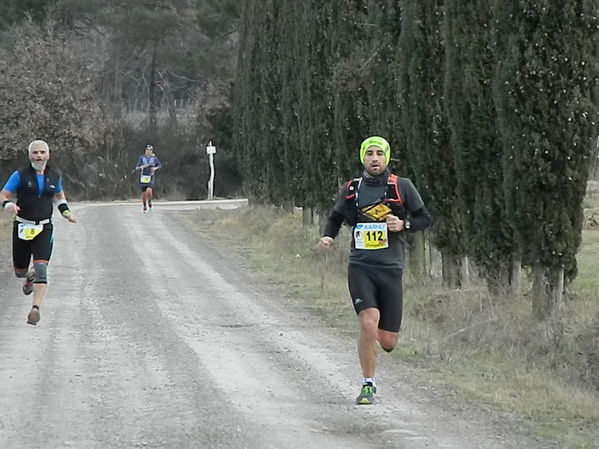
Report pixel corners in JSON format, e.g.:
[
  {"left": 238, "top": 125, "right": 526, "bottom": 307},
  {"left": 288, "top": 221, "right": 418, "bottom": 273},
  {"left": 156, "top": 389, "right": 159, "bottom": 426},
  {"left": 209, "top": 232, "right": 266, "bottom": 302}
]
[{"left": 343, "top": 173, "right": 407, "bottom": 225}]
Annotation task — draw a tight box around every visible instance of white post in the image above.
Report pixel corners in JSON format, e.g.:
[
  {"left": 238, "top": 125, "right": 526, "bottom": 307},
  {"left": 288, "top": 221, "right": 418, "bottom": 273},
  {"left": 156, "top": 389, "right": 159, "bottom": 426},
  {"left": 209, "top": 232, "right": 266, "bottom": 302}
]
[{"left": 206, "top": 141, "right": 216, "bottom": 200}]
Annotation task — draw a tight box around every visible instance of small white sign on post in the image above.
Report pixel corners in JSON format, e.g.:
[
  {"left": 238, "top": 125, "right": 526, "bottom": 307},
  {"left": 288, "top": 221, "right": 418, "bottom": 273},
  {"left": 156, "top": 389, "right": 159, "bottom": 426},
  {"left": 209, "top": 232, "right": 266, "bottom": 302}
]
[{"left": 206, "top": 141, "right": 216, "bottom": 200}]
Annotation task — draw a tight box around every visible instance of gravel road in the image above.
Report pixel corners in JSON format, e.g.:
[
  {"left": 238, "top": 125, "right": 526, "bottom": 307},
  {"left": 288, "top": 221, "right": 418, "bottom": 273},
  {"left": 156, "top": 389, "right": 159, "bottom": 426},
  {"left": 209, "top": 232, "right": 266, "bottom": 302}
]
[{"left": 0, "top": 202, "right": 557, "bottom": 449}]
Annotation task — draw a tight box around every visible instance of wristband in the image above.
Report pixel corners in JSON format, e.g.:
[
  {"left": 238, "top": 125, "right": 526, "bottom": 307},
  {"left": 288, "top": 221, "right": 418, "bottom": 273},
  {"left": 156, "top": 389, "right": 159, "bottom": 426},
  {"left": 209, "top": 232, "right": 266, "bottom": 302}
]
[
  {"left": 2, "top": 200, "right": 15, "bottom": 210},
  {"left": 58, "top": 203, "right": 71, "bottom": 215}
]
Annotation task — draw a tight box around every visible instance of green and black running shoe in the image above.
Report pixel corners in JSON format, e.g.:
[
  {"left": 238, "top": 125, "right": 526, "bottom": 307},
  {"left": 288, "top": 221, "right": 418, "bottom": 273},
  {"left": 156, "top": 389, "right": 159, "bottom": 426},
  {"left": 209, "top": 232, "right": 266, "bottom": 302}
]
[{"left": 356, "top": 383, "right": 376, "bottom": 405}]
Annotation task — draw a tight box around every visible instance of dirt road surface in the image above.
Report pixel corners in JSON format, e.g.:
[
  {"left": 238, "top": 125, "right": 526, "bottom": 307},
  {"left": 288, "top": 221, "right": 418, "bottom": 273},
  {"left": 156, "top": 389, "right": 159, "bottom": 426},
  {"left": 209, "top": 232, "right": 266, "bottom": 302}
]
[{"left": 0, "top": 202, "right": 556, "bottom": 449}]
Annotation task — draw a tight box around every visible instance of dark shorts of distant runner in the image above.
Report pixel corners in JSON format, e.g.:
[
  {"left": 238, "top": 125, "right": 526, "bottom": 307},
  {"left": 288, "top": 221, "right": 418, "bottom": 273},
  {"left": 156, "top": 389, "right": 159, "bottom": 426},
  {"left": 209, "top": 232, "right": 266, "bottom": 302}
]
[
  {"left": 347, "top": 263, "right": 403, "bottom": 333},
  {"left": 139, "top": 182, "right": 154, "bottom": 192},
  {"left": 12, "top": 222, "right": 54, "bottom": 270}
]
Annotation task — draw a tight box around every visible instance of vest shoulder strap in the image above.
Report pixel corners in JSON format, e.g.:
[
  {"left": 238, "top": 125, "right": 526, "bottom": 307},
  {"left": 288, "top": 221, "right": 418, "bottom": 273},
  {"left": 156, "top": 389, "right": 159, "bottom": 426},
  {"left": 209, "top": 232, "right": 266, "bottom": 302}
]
[
  {"left": 345, "top": 175, "right": 404, "bottom": 205},
  {"left": 386, "top": 174, "right": 404, "bottom": 205},
  {"left": 345, "top": 177, "right": 361, "bottom": 199}
]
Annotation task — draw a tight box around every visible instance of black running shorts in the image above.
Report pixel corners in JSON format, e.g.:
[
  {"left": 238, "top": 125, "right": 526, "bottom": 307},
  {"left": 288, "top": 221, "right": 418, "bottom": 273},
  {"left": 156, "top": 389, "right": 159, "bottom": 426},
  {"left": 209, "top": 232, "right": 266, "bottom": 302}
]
[
  {"left": 12, "top": 222, "right": 54, "bottom": 269},
  {"left": 347, "top": 263, "right": 403, "bottom": 332}
]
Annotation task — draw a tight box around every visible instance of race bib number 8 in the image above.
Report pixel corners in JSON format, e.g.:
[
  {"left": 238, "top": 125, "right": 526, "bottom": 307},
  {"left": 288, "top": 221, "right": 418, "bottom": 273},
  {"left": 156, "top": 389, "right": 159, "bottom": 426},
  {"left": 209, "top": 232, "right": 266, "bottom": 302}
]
[
  {"left": 140, "top": 174, "right": 152, "bottom": 184},
  {"left": 17, "top": 223, "right": 43, "bottom": 241},
  {"left": 354, "top": 223, "right": 388, "bottom": 250}
]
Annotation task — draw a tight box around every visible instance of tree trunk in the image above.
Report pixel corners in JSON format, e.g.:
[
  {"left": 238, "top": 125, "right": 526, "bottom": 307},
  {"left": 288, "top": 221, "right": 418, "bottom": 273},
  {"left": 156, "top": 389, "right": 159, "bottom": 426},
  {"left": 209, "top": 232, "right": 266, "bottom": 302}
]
[
  {"left": 317, "top": 208, "right": 329, "bottom": 236},
  {"left": 458, "top": 256, "right": 471, "bottom": 288},
  {"left": 509, "top": 255, "right": 521, "bottom": 296},
  {"left": 532, "top": 263, "right": 564, "bottom": 320},
  {"left": 302, "top": 207, "right": 314, "bottom": 226},
  {"left": 549, "top": 265, "right": 565, "bottom": 314},
  {"left": 407, "top": 232, "right": 427, "bottom": 281},
  {"left": 441, "top": 249, "right": 462, "bottom": 289},
  {"left": 429, "top": 244, "right": 441, "bottom": 279},
  {"left": 148, "top": 40, "right": 158, "bottom": 135},
  {"left": 163, "top": 79, "right": 178, "bottom": 128},
  {"left": 113, "top": 57, "right": 122, "bottom": 115}
]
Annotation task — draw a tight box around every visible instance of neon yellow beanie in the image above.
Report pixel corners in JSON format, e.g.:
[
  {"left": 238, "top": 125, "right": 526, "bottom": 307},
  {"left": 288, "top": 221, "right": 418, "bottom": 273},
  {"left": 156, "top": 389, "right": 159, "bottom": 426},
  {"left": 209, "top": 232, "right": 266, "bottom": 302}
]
[{"left": 359, "top": 136, "right": 391, "bottom": 164}]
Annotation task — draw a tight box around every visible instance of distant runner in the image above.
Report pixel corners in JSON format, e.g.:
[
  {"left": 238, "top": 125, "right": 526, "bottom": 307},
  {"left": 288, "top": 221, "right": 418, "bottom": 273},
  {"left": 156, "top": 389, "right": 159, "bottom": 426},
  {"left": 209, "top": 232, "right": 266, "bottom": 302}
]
[
  {"left": 319, "top": 136, "right": 432, "bottom": 404},
  {"left": 135, "top": 144, "right": 161, "bottom": 213},
  {"left": 0, "top": 140, "right": 77, "bottom": 325}
]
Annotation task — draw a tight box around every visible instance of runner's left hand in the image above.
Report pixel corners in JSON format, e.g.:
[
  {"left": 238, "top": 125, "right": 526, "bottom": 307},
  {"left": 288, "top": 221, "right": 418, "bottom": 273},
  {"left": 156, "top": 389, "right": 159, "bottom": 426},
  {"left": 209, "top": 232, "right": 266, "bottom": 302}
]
[
  {"left": 63, "top": 212, "right": 78, "bottom": 223},
  {"left": 385, "top": 215, "right": 403, "bottom": 232}
]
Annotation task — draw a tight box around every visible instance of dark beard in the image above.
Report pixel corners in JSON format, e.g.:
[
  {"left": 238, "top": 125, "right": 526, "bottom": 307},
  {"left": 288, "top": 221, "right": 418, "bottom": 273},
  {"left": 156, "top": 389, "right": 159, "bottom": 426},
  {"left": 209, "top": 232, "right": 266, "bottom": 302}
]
[{"left": 362, "top": 168, "right": 390, "bottom": 186}]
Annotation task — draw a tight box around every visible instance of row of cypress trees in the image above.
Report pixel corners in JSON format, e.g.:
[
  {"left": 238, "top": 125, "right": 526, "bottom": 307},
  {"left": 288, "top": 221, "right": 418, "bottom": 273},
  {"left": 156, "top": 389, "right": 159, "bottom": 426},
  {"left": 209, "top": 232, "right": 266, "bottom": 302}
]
[{"left": 233, "top": 0, "right": 599, "bottom": 318}]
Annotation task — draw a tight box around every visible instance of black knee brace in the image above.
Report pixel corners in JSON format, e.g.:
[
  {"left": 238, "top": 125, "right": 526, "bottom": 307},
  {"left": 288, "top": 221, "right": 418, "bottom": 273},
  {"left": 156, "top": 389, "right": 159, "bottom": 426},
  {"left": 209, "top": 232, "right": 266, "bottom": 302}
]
[{"left": 33, "top": 262, "right": 48, "bottom": 284}]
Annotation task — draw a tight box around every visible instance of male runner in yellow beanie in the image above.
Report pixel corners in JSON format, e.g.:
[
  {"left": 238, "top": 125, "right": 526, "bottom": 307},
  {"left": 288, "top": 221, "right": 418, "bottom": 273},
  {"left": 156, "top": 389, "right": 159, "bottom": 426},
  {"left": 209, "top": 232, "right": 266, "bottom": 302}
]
[{"left": 319, "top": 136, "right": 432, "bottom": 404}]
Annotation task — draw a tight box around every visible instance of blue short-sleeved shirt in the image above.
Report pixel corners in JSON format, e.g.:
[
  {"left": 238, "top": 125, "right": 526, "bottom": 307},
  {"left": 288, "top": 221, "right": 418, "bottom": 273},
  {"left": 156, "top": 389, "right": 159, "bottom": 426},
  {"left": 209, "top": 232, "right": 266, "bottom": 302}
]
[{"left": 2, "top": 170, "right": 63, "bottom": 195}]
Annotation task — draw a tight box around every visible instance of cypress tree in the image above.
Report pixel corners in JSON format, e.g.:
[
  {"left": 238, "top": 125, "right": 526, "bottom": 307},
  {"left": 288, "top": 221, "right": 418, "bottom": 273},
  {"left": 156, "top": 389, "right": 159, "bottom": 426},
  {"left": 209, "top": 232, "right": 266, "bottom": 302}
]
[
  {"left": 364, "top": 0, "right": 436, "bottom": 280},
  {"left": 363, "top": 0, "right": 403, "bottom": 148},
  {"left": 257, "top": 0, "right": 285, "bottom": 205},
  {"left": 295, "top": 1, "right": 338, "bottom": 213},
  {"left": 493, "top": 0, "right": 599, "bottom": 317},
  {"left": 399, "top": 0, "right": 466, "bottom": 286},
  {"left": 234, "top": 0, "right": 267, "bottom": 200},
  {"left": 277, "top": 0, "right": 303, "bottom": 209},
  {"left": 444, "top": 0, "right": 517, "bottom": 295},
  {"left": 330, "top": 0, "right": 372, "bottom": 182}
]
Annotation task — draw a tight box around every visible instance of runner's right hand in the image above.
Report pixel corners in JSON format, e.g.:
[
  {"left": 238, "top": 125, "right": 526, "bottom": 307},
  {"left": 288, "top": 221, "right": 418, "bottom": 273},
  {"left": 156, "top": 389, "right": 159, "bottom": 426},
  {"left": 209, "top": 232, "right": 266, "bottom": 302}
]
[
  {"left": 319, "top": 236, "right": 334, "bottom": 251},
  {"left": 4, "top": 203, "right": 19, "bottom": 215}
]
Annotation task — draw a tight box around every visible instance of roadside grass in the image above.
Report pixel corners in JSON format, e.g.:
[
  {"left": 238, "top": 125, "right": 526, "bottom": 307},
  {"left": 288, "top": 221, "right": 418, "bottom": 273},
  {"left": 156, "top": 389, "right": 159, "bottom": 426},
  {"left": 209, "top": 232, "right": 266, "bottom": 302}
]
[
  {"left": 181, "top": 204, "right": 599, "bottom": 449},
  {"left": 0, "top": 215, "right": 10, "bottom": 239},
  {"left": 186, "top": 208, "right": 355, "bottom": 332}
]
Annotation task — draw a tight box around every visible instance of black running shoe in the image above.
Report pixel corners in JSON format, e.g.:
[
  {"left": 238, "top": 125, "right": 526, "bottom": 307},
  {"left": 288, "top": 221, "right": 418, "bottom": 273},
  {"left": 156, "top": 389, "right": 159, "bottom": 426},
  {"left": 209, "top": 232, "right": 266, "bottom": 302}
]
[
  {"left": 22, "top": 273, "right": 34, "bottom": 295},
  {"left": 27, "top": 307, "right": 40, "bottom": 325}
]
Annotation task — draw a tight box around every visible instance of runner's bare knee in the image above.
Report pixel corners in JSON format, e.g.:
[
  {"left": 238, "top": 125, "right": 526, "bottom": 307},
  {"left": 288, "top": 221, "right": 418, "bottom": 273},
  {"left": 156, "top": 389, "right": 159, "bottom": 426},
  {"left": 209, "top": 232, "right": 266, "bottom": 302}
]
[{"left": 15, "top": 269, "right": 28, "bottom": 278}]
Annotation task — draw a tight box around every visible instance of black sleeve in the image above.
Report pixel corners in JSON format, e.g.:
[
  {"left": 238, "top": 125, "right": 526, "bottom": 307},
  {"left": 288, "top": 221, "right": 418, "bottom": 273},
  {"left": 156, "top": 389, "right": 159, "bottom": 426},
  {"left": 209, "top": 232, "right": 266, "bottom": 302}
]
[
  {"left": 408, "top": 205, "right": 432, "bottom": 233},
  {"left": 322, "top": 187, "right": 350, "bottom": 239},
  {"left": 398, "top": 178, "right": 432, "bottom": 233},
  {"left": 323, "top": 210, "right": 345, "bottom": 238}
]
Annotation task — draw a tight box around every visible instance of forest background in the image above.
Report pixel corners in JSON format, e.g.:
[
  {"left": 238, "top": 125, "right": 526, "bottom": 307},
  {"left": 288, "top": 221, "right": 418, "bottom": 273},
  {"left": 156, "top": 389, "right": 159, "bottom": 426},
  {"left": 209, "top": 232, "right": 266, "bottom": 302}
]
[
  {"left": 0, "top": 0, "right": 242, "bottom": 201},
  {"left": 1, "top": 2, "right": 599, "bottom": 447}
]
